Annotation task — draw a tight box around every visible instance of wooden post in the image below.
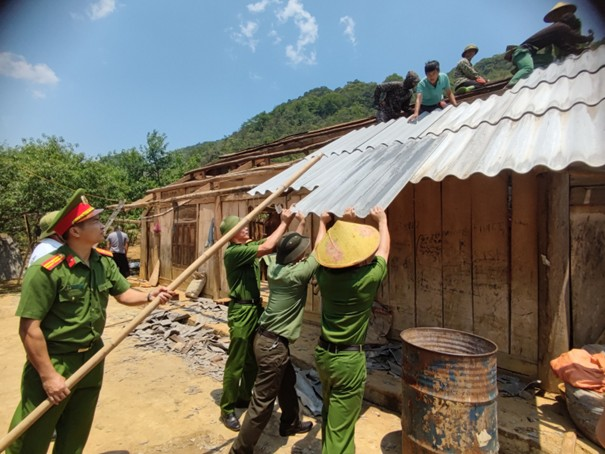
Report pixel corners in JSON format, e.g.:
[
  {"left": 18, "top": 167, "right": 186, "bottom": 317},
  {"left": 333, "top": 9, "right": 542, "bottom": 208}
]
[
  {"left": 0, "top": 153, "right": 323, "bottom": 452},
  {"left": 537, "top": 171, "right": 570, "bottom": 392}
]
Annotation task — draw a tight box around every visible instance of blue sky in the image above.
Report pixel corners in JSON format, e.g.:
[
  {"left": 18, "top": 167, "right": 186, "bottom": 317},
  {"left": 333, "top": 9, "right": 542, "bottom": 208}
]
[{"left": 0, "top": 0, "right": 603, "bottom": 157}]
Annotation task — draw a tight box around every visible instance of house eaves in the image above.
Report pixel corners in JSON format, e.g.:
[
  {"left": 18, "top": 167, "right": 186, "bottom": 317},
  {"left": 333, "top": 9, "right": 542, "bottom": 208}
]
[{"left": 249, "top": 46, "right": 605, "bottom": 217}]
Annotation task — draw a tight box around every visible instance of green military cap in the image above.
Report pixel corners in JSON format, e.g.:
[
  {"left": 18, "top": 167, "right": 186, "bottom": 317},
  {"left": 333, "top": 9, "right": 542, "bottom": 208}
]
[
  {"left": 462, "top": 44, "right": 479, "bottom": 58},
  {"left": 43, "top": 188, "right": 104, "bottom": 238},
  {"left": 219, "top": 215, "right": 241, "bottom": 235},
  {"left": 38, "top": 210, "right": 60, "bottom": 239},
  {"left": 276, "top": 232, "right": 310, "bottom": 265}
]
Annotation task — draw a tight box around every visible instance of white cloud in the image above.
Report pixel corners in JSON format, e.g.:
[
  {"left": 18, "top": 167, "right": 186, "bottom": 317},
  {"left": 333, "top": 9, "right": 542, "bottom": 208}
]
[
  {"left": 0, "top": 52, "right": 59, "bottom": 85},
  {"left": 31, "top": 90, "right": 47, "bottom": 99},
  {"left": 268, "top": 29, "right": 282, "bottom": 44},
  {"left": 88, "top": 0, "right": 116, "bottom": 21},
  {"left": 340, "top": 16, "right": 356, "bottom": 46},
  {"left": 247, "top": 0, "right": 274, "bottom": 13},
  {"left": 276, "top": 0, "right": 318, "bottom": 65},
  {"left": 232, "top": 21, "right": 260, "bottom": 52}
]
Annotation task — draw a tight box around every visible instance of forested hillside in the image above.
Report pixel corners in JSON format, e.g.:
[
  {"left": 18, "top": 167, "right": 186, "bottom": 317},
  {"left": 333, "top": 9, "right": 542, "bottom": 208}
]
[
  {"left": 0, "top": 53, "right": 514, "bottom": 249},
  {"left": 177, "top": 55, "right": 513, "bottom": 167}
]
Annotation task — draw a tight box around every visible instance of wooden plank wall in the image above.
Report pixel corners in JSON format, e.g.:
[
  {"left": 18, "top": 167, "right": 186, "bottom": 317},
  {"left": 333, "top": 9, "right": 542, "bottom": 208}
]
[
  {"left": 384, "top": 171, "right": 539, "bottom": 376},
  {"left": 570, "top": 183, "right": 605, "bottom": 347}
]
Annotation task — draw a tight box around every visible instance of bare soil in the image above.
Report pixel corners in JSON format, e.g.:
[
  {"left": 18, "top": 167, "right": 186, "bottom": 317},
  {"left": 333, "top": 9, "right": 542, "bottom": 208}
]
[{"left": 0, "top": 284, "right": 402, "bottom": 454}]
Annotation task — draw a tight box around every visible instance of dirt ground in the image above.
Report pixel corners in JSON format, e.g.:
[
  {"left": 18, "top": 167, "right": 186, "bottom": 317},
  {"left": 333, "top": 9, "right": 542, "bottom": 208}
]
[{"left": 0, "top": 286, "right": 402, "bottom": 454}]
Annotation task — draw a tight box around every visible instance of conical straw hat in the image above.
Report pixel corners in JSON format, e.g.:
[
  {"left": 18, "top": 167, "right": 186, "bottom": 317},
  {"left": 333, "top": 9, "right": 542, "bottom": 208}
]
[
  {"left": 544, "top": 2, "right": 576, "bottom": 22},
  {"left": 316, "top": 220, "right": 380, "bottom": 268}
]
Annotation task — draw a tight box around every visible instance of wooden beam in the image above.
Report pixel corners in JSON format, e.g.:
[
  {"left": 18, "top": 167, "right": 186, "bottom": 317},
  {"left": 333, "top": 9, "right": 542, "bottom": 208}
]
[{"left": 537, "top": 171, "right": 570, "bottom": 392}]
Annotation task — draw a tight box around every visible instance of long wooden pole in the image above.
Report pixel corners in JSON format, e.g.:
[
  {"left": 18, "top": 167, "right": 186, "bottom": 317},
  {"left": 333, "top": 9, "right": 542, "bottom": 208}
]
[{"left": 0, "top": 153, "right": 322, "bottom": 452}]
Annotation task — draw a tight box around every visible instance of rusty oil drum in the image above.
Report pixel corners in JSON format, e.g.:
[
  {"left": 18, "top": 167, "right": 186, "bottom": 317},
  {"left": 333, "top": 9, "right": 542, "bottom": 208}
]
[{"left": 401, "top": 327, "right": 498, "bottom": 453}]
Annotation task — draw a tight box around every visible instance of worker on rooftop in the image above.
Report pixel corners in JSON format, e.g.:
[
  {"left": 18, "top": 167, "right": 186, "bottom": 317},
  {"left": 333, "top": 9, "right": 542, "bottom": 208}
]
[
  {"left": 407, "top": 60, "right": 458, "bottom": 123},
  {"left": 230, "top": 211, "right": 330, "bottom": 453},
  {"left": 505, "top": 2, "right": 593, "bottom": 88},
  {"left": 453, "top": 44, "right": 488, "bottom": 94},
  {"left": 373, "top": 71, "right": 420, "bottom": 122},
  {"left": 314, "top": 206, "right": 390, "bottom": 454},
  {"left": 218, "top": 208, "right": 295, "bottom": 432}
]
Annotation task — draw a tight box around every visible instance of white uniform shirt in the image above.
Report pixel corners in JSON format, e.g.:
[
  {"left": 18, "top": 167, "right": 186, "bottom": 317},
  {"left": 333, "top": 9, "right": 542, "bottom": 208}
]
[{"left": 28, "top": 237, "right": 63, "bottom": 266}]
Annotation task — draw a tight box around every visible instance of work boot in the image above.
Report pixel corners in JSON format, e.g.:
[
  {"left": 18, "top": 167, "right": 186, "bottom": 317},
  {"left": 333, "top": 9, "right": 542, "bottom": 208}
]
[
  {"left": 456, "top": 85, "right": 475, "bottom": 94},
  {"left": 219, "top": 413, "right": 241, "bottom": 431},
  {"left": 279, "top": 420, "right": 313, "bottom": 437}
]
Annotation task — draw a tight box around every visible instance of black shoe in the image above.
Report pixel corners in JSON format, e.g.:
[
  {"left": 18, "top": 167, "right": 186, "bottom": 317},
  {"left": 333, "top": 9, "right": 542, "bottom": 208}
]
[
  {"left": 279, "top": 420, "right": 313, "bottom": 437},
  {"left": 234, "top": 399, "right": 250, "bottom": 409},
  {"left": 219, "top": 413, "right": 241, "bottom": 431}
]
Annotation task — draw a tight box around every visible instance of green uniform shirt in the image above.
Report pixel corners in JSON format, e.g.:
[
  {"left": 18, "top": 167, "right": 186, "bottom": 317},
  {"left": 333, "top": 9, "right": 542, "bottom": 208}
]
[
  {"left": 258, "top": 254, "right": 319, "bottom": 342},
  {"left": 224, "top": 240, "right": 263, "bottom": 301},
  {"left": 316, "top": 256, "right": 387, "bottom": 345},
  {"left": 16, "top": 245, "right": 130, "bottom": 354}
]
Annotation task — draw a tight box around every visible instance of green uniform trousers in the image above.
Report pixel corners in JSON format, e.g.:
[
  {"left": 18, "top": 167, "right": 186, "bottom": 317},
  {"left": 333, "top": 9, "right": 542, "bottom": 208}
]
[
  {"left": 7, "top": 343, "right": 104, "bottom": 454},
  {"left": 315, "top": 347, "right": 367, "bottom": 454},
  {"left": 509, "top": 47, "right": 535, "bottom": 87},
  {"left": 220, "top": 303, "right": 263, "bottom": 415}
]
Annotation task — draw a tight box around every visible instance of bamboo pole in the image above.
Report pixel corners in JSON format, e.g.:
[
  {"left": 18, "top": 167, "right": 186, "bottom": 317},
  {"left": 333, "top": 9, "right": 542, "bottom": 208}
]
[{"left": 0, "top": 153, "right": 322, "bottom": 452}]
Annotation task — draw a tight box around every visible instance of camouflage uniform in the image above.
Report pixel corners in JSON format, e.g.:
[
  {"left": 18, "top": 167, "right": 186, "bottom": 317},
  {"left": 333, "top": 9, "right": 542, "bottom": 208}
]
[
  {"left": 453, "top": 58, "right": 482, "bottom": 92},
  {"left": 374, "top": 71, "right": 420, "bottom": 122}
]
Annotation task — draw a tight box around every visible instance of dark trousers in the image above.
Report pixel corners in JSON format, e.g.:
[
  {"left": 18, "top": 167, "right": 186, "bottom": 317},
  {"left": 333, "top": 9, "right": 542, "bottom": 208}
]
[
  {"left": 230, "top": 332, "right": 300, "bottom": 454},
  {"left": 112, "top": 252, "right": 129, "bottom": 278},
  {"left": 420, "top": 103, "right": 442, "bottom": 114}
]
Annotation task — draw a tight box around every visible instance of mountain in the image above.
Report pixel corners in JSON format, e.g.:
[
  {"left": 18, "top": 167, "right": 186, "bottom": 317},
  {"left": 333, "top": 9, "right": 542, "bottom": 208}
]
[{"left": 175, "top": 54, "right": 514, "bottom": 169}]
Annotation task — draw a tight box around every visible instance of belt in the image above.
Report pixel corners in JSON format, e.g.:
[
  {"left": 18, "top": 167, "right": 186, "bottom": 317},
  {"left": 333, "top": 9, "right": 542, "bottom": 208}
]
[
  {"left": 318, "top": 337, "right": 363, "bottom": 354},
  {"left": 231, "top": 298, "right": 262, "bottom": 305},
  {"left": 258, "top": 326, "right": 289, "bottom": 345},
  {"left": 77, "top": 340, "right": 98, "bottom": 353}
]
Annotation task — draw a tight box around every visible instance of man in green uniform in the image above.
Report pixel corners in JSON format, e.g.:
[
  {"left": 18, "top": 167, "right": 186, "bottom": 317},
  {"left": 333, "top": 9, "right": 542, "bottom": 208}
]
[
  {"left": 6, "top": 189, "right": 173, "bottom": 454},
  {"left": 219, "top": 208, "right": 295, "bottom": 431},
  {"left": 230, "top": 211, "right": 331, "bottom": 453},
  {"left": 314, "top": 206, "right": 390, "bottom": 454}
]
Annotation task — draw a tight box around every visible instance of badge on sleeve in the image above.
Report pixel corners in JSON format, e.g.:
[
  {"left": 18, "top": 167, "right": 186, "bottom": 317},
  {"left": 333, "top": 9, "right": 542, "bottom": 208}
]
[{"left": 41, "top": 254, "right": 66, "bottom": 271}]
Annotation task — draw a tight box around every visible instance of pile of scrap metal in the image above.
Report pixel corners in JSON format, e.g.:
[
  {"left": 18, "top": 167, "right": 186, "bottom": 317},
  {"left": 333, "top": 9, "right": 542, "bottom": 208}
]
[{"left": 551, "top": 344, "right": 605, "bottom": 447}]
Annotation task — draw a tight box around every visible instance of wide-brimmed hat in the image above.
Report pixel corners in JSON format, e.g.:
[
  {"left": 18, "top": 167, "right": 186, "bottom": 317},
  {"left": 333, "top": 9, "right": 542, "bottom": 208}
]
[
  {"left": 276, "top": 232, "right": 310, "bottom": 265},
  {"left": 316, "top": 220, "right": 380, "bottom": 269},
  {"left": 462, "top": 44, "right": 479, "bottom": 58},
  {"left": 219, "top": 215, "right": 241, "bottom": 235},
  {"left": 544, "top": 2, "right": 576, "bottom": 22},
  {"left": 38, "top": 210, "right": 59, "bottom": 239},
  {"left": 44, "top": 189, "right": 104, "bottom": 237}
]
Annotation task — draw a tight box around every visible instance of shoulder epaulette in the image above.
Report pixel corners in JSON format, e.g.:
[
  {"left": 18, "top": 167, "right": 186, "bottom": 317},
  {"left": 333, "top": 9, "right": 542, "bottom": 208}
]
[
  {"left": 41, "top": 254, "right": 66, "bottom": 271},
  {"left": 95, "top": 247, "right": 114, "bottom": 257}
]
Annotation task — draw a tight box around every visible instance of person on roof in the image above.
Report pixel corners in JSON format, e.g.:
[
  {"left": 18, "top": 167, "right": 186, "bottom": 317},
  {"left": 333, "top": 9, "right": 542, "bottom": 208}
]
[
  {"left": 453, "top": 44, "right": 487, "bottom": 94},
  {"left": 373, "top": 71, "right": 420, "bottom": 122},
  {"left": 505, "top": 7, "right": 593, "bottom": 87},
  {"left": 6, "top": 189, "right": 174, "bottom": 454},
  {"left": 408, "top": 60, "right": 457, "bottom": 123}
]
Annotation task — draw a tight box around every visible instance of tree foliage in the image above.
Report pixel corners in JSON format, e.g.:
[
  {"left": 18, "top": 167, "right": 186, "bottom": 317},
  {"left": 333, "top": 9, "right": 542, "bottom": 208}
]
[{"left": 2, "top": 47, "right": 564, "bottom": 252}]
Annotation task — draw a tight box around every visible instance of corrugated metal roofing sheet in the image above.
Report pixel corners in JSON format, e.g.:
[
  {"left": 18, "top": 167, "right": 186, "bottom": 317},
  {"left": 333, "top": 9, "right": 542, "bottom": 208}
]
[{"left": 250, "top": 47, "right": 605, "bottom": 217}]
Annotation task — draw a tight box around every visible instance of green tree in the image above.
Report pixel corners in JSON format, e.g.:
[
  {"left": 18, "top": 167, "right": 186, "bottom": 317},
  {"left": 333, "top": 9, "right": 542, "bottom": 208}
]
[{"left": 142, "top": 130, "right": 170, "bottom": 186}]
